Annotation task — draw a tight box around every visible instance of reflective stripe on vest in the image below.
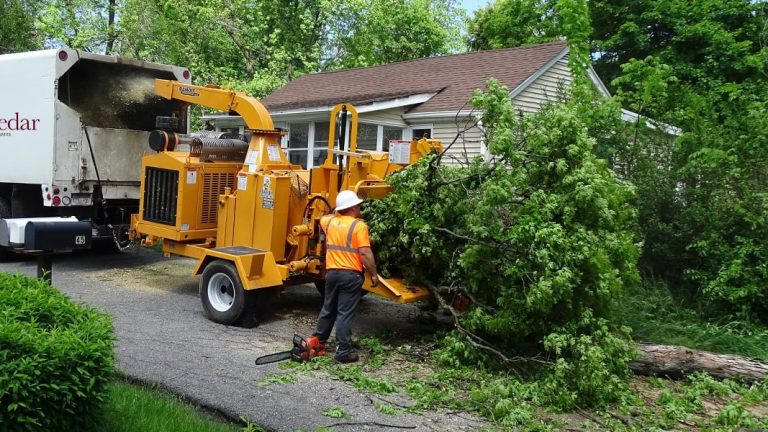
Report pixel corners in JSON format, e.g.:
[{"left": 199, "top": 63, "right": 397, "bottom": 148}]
[{"left": 324, "top": 217, "right": 361, "bottom": 254}]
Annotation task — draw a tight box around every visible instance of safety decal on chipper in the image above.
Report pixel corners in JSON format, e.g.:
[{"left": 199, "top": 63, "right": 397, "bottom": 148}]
[
  {"left": 260, "top": 177, "right": 274, "bottom": 210},
  {"left": 186, "top": 168, "right": 197, "bottom": 184},
  {"left": 388, "top": 140, "right": 411, "bottom": 164},
  {"left": 266, "top": 145, "right": 281, "bottom": 162},
  {"left": 255, "top": 334, "right": 327, "bottom": 365},
  {"left": 245, "top": 150, "right": 259, "bottom": 173}
]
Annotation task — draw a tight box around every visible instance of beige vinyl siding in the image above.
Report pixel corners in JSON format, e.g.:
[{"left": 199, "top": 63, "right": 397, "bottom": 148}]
[
  {"left": 431, "top": 119, "right": 484, "bottom": 166},
  {"left": 359, "top": 108, "right": 407, "bottom": 126},
  {"left": 512, "top": 56, "right": 573, "bottom": 113}
]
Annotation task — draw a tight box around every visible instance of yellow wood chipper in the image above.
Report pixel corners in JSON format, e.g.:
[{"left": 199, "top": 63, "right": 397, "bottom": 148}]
[{"left": 130, "top": 80, "right": 442, "bottom": 326}]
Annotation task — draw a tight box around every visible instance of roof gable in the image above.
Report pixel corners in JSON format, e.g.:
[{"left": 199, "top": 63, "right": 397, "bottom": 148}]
[{"left": 262, "top": 41, "right": 569, "bottom": 114}]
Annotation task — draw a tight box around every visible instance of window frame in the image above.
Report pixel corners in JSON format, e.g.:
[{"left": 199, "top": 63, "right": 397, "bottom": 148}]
[
  {"left": 272, "top": 118, "right": 409, "bottom": 169},
  {"left": 285, "top": 122, "right": 310, "bottom": 168},
  {"left": 408, "top": 124, "right": 434, "bottom": 140},
  {"left": 382, "top": 124, "right": 404, "bottom": 152},
  {"left": 355, "top": 121, "right": 380, "bottom": 152}
]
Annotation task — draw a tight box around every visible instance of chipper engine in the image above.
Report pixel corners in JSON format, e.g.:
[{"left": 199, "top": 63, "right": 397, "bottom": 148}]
[{"left": 131, "top": 80, "right": 442, "bottom": 326}]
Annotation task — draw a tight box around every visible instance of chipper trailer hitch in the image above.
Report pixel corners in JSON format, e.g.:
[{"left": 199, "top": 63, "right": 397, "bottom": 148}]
[{"left": 130, "top": 79, "right": 443, "bottom": 327}]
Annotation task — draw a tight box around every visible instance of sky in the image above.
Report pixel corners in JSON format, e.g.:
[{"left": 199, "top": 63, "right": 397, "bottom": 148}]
[{"left": 460, "top": 0, "right": 490, "bottom": 14}]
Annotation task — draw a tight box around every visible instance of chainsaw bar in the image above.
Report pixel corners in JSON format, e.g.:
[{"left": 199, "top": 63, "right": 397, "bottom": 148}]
[
  {"left": 255, "top": 334, "right": 327, "bottom": 366},
  {"left": 255, "top": 350, "right": 292, "bottom": 365}
]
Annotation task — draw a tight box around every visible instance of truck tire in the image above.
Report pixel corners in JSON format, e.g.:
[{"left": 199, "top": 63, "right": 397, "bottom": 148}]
[
  {"left": 200, "top": 260, "right": 258, "bottom": 327},
  {"left": 0, "top": 197, "right": 11, "bottom": 261}
]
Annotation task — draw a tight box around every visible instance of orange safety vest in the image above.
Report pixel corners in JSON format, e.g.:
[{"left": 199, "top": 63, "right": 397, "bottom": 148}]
[{"left": 320, "top": 214, "right": 371, "bottom": 272}]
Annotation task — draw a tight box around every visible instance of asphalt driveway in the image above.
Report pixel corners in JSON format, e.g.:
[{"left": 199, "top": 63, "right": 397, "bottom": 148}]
[{"left": 0, "top": 249, "right": 488, "bottom": 431}]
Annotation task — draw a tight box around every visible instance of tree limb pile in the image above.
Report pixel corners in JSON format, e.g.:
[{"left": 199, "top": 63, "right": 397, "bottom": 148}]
[
  {"left": 431, "top": 283, "right": 768, "bottom": 383},
  {"left": 631, "top": 343, "right": 768, "bottom": 383},
  {"left": 429, "top": 281, "right": 768, "bottom": 383}
]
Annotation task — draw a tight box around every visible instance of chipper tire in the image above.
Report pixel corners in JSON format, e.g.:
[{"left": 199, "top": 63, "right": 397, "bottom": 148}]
[{"left": 200, "top": 260, "right": 258, "bottom": 327}]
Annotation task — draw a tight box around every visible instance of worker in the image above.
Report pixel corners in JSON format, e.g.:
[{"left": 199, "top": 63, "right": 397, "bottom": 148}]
[{"left": 313, "top": 190, "right": 379, "bottom": 363}]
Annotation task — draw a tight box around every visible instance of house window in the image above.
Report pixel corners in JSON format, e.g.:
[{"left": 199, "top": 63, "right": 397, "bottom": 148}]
[
  {"left": 288, "top": 122, "right": 309, "bottom": 168},
  {"left": 357, "top": 123, "right": 378, "bottom": 151},
  {"left": 312, "top": 121, "right": 330, "bottom": 167},
  {"left": 382, "top": 126, "right": 403, "bottom": 152},
  {"left": 278, "top": 120, "right": 408, "bottom": 169},
  {"left": 411, "top": 126, "right": 432, "bottom": 140}
]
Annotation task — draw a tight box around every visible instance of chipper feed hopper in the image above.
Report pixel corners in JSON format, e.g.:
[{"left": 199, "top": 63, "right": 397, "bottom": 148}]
[{"left": 131, "top": 80, "right": 442, "bottom": 326}]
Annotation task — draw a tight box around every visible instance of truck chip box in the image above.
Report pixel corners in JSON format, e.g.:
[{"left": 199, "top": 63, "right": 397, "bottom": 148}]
[{"left": 0, "top": 48, "right": 190, "bottom": 258}]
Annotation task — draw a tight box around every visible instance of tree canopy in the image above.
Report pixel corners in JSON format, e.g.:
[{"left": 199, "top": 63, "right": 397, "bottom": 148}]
[
  {"left": 468, "top": 0, "right": 560, "bottom": 50},
  {"left": 1, "top": 0, "right": 466, "bottom": 96},
  {"left": 324, "top": 0, "right": 465, "bottom": 69},
  {"left": 468, "top": 0, "right": 768, "bottom": 320},
  {"left": 0, "top": 0, "right": 41, "bottom": 54}
]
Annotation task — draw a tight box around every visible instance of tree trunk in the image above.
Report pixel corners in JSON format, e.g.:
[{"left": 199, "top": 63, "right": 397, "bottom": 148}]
[
  {"left": 631, "top": 343, "right": 768, "bottom": 383},
  {"left": 106, "top": 0, "right": 117, "bottom": 54}
]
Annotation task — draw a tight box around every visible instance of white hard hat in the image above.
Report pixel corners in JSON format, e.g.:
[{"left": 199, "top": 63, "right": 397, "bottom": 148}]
[{"left": 335, "top": 190, "right": 363, "bottom": 211}]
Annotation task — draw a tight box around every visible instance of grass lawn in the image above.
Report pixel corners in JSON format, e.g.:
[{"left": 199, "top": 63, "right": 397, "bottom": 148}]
[
  {"left": 91, "top": 381, "right": 244, "bottom": 432},
  {"left": 618, "top": 281, "right": 768, "bottom": 360}
]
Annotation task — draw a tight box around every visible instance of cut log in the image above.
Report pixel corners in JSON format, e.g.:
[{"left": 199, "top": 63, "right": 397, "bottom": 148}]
[{"left": 631, "top": 343, "right": 768, "bottom": 383}]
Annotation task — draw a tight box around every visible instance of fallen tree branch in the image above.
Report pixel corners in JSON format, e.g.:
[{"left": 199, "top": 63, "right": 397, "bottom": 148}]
[
  {"left": 366, "top": 394, "right": 413, "bottom": 409},
  {"left": 433, "top": 226, "right": 516, "bottom": 254},
  {"left": 576, "top": 407, "right": 607, "bottom": 428},
  {"left": 458, "top": 288, "right": 495, "bottom": 314},
  {"left": 434, "top": 160, "right": 502, "bottom": 187},
  {"left": 420, "top": 281, "right": 768, "bottom": 385},
  {"left": 631, "top": 343, "right": 768, "bottom": 383},
  {"left": 608, "top": 410, "right": 634, "bottom": 426},
  {"left": 425, "top": 283, "right": 552, "bottom": 376},
  {"left": 323, "top": 421, "right": 416, "bottom": 429}
]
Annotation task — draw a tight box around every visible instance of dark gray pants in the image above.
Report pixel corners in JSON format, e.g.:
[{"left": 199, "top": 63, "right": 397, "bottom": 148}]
[{"left": 313, "top": 269, "right": 363, "bottom": 356}]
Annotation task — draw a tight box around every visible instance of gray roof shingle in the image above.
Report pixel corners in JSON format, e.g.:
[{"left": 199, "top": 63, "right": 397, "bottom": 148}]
[{"left": 262, "top": 41, "right": 568, "bottom": 114}]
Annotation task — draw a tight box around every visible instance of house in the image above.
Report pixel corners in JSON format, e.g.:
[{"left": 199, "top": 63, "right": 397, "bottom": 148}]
[{"left": 203, "top": 41, "right": 644, "bottom": 168}]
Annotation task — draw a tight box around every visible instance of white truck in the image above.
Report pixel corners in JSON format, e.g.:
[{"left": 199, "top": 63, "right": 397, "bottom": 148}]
[{"left": 0, "top": 48, "right": 191, "bottom": 258}]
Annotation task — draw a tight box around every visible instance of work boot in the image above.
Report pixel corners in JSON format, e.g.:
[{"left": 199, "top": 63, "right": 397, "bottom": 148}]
[{"left": 334, "top": 351, "right": 359, "bottom": 364}]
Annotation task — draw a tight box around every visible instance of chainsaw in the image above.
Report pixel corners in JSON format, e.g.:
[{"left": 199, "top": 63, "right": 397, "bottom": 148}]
[{"left": 255, "top": 334, "right": 327, "bottom": 365}]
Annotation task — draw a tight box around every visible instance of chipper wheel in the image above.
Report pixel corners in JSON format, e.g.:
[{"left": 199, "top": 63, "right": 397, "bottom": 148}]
[{"left": 200, "top": 260, "right": 259, "bottom": 328}]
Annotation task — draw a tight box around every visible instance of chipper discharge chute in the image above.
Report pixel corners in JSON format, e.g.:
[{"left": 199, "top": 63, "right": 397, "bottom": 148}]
[{"left": 131, "top": 80, "right": 443, "bottom": 326}]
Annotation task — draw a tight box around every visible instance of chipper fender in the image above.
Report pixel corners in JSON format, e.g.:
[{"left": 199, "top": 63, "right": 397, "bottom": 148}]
[{"left": 194, "top": 246, "right": 287, "bottom": 327}]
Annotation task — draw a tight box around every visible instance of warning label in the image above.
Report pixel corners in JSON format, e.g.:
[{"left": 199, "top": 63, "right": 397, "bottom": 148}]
[
  {"left": 266, "top": 145, "right": 281, "bottom": 162},
  {"left": 260, "top": 177, "right": 274, "bottom": 210},
  {"left": 388, "top": 140, "right": 411, "bottom": 164}
]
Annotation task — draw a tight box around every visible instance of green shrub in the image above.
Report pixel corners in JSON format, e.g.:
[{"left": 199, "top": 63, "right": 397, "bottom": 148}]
[{"left": 0, "top": 273, "right": 115, "bottom": 431}]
